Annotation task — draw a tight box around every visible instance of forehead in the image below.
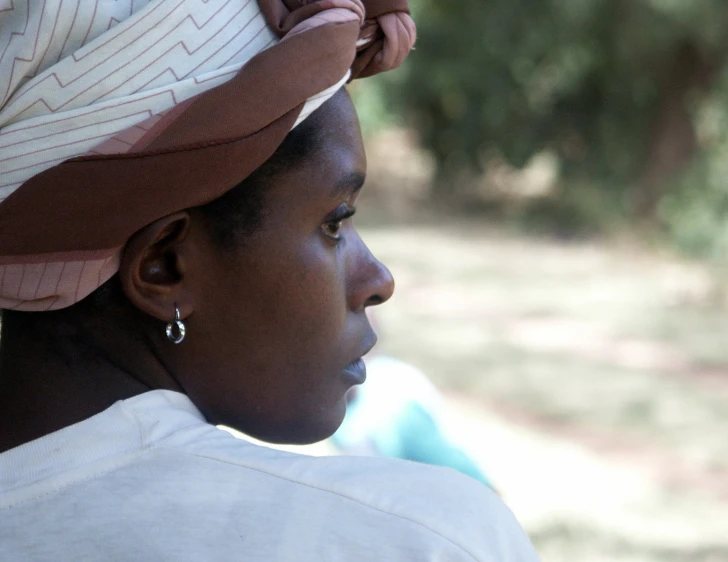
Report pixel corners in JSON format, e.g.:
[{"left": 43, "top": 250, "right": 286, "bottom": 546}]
[
  {"left": 266, "top": 91, "right": 366, "bottom": 205},
  {"left": 308, "top": 89, "right": 365, "bottom": 168}
]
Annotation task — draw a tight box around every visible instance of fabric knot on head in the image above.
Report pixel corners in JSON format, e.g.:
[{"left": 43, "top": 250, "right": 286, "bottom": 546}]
[
  {"left": 353, "top": 1, "right": 416, "bottom": 78},
  {"left": 261, "top": 0, "right": 415, "bottom": 79}
]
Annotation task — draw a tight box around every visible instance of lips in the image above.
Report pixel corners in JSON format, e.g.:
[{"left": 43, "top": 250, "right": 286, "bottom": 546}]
[
  {"left": 342, "top": 358, "right": 367, "bottom": 385},
  {"left": 341, "top": 331, "right": 377, "bottom": 385}
]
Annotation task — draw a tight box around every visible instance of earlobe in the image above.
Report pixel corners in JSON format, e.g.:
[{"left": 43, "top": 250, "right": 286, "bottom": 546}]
[{"left": 119, "top": 212, "right": 194, "bottom": 322}]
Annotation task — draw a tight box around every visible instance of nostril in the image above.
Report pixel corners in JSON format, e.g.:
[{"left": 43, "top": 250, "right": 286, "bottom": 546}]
[
  {"left": 366, "top": 295, "right": 384, "bottom": 307},
  {"left": 366, "top": 268, "right": 394, "bottom": 307}
]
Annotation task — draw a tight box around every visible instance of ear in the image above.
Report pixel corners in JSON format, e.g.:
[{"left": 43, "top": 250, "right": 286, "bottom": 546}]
[{"left": 119, "top": 211, "right": 194, "bottom": 323}]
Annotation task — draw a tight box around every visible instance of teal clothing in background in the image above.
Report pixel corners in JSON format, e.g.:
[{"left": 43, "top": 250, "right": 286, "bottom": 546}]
[{"left": 332, "top": 357, "right": 494, "bottom": 489}]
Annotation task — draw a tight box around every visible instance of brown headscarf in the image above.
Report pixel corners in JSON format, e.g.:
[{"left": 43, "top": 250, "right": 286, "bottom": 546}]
[{"left": 0, "top": 0, "right": 415, "bottom": 311}]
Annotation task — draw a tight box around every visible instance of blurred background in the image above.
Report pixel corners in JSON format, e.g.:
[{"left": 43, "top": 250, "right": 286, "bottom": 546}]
[{"left": 258, "top": 1, "right": 728, "bottom": 561}]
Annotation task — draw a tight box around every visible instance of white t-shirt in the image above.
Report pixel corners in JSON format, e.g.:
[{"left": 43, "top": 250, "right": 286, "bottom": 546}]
[{"left": 0, "top": 390, "right": 540, "bottom": 561}]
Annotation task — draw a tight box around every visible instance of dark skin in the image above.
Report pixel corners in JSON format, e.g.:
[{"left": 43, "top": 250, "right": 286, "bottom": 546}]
[{"left": 0, "top": 90, "right": 394, "bottom": 452}]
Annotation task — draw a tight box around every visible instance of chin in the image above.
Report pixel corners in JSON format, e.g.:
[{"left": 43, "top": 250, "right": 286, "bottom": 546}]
[{"left": 233, "top": 398, "right": 348, "bottom": 446}]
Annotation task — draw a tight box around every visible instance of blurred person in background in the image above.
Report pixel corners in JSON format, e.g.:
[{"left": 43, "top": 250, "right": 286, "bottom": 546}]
[
  {"left": 333, "top": 354, "right": 495, "bottom": 489},
  {"left": 0, "top": 0, "right": 540, "bottom": 561}
]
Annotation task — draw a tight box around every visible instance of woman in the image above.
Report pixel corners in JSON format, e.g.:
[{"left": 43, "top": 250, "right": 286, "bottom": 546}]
[{"left": 0, "top": 1, "right": 540, "bottom": 560}]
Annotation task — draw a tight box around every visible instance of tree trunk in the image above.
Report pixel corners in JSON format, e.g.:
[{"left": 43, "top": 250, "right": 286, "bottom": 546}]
[{"left": 634, "top": 43, "right": 718, "bottom": 223}]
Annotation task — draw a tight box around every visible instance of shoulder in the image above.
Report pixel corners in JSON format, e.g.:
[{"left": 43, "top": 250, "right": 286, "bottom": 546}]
[
  {"left": 303, "top": 455, "right": 540, "bottom": 562},
  {"left": 170, "top": 428, "right": 539, "bottom": 562}
]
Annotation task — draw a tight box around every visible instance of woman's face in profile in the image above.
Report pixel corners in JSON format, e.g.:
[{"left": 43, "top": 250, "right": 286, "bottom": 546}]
[{"left": 176, "top": 91, "right": 394, "bottom": 444}]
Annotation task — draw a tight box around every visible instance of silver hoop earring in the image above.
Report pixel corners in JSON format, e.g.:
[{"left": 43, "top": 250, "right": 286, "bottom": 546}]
[{"left": 165, "top": 305, "right": 186, "bottom": 344}]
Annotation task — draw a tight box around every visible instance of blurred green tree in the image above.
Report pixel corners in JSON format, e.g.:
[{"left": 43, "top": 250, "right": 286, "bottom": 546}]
[{"left": 385, "top": 0, "right": 728, "bottom": 223}]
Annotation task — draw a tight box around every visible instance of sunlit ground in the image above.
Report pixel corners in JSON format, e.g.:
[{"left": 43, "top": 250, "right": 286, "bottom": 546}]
[{"left": 239, "top": 217, "right": 728, "bottom": 562}]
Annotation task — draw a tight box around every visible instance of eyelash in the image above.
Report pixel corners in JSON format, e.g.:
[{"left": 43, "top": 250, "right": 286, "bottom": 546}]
[{"left": 321, "top": 204, "right": 356, "bottom": 242}]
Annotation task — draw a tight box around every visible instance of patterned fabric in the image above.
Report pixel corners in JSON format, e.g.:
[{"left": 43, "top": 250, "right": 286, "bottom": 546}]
[{"left": 0, "top": 0, "right": 415, "bottom": 311}]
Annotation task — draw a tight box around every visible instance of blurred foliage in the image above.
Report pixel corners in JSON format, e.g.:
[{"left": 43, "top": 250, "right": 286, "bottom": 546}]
[
  {"left": 393, "top": 0, "right": 727, "bottom": 180},
  {"left": 362, "top": 0, "right": 728, "bottom": 251}
]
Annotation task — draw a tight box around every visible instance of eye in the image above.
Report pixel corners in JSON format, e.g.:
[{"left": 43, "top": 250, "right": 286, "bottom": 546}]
[
  {"left": 321, "top": 204, "right": 356, "bottom": 242},
  {"left": 322, "top": 220, "right": 344, "bottom": 240}
]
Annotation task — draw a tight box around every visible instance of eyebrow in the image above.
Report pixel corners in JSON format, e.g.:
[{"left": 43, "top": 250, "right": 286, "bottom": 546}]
[{"left": 330, "top": 171, "right": 366, "bottom": 199}]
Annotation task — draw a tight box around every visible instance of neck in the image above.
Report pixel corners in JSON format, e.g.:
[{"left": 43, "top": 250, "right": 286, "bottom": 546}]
[{"left": 0, "top": 316, "right": 175, "bottom": 453}]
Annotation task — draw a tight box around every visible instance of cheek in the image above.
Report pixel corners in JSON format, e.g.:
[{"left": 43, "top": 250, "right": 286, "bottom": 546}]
[
  {"left": 226, "top": 238, "right": 348, "bottom": 363},
  {"left": 227, "top": 246, "right": 351, "bottom": 440},
  {"left": 277, "top": 249, "right": 348, "bottom": 351}
]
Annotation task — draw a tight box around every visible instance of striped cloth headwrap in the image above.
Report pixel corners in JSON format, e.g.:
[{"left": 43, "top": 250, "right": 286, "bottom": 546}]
[{"left": 0, "top": 0, "right": 415, "bottom": 311}]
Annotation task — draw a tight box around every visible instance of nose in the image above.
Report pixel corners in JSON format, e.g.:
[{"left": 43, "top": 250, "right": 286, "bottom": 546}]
[
  {"left": 365, "top": 258, "right": 395, "bottom": 308},
  {"left": 349, "top": 240, "right": 395, "bottom": 311}
]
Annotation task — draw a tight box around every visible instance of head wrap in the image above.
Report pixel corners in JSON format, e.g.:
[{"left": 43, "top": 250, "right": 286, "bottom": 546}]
[{"left": 0, "top": 0, "right": 415, "bottom": 311}]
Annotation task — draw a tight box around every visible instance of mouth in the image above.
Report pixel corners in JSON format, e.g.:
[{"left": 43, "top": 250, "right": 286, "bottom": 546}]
[
  {"left": 342, "top": 358, "right": 367, "bottom": 385},
  {"left": 341, "top": 333, "right": 377, "bottom": 386}
]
